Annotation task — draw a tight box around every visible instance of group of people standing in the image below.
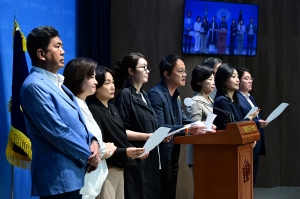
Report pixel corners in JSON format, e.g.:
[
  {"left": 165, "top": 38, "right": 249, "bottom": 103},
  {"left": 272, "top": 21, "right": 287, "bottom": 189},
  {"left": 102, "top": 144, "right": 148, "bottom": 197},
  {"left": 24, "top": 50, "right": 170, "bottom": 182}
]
[
  {"left": 185, "top": 57, "right": 268, "bottom": 187},
  {"left": 22, "top": 25, "right": 206, "bottom": 199},
  {"left": 229, "top": 17, "right": 257, "bottom": 55},
  {"left": 184, "top": 11, "right": 257, "bottom": 55},
  {"left": 21, "top": 25, "right": 266, "bottom": 199}
]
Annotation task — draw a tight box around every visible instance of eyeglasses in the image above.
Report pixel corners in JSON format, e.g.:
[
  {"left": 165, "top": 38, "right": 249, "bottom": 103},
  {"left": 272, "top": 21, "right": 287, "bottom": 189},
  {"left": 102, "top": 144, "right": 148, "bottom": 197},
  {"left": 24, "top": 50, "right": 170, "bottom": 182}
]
[
  {"left": 174, "top": 70, "right": 188, "bottom": 75},
  {"left": 136, "top": 65, "right": 151, "bottom": 72},
  {"left": 243, "top": 77, "right": 254, "bottom": 82}
]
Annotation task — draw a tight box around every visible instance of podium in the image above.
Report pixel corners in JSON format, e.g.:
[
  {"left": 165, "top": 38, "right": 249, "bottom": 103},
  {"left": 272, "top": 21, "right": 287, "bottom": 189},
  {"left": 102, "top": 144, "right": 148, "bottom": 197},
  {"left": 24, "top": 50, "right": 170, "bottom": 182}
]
[
  {"left": 174, "top": 121, "right": 260, "bottom": 199},
  {"left": 217, "top": 29, "right": 228, "bottom": 54}
]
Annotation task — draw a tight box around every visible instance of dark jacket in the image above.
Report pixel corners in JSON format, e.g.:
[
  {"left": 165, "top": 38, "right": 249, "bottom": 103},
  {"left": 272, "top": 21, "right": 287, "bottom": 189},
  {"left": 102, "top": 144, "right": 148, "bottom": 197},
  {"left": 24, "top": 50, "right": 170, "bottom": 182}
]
[
  {"left": 213, "top": 95, "right": 250, "bottom": 130},
  {"left": 237, "top": 91, "right": 266, "bottom": 155},
  {"left": 115, "top": 82, "right": 161, "bottom": 199},
  {"left": 87, "top": 95, "right": 136, "bottom": 168},
  {"left": 114, "top": 82, "right": 158, "bottom": 147},
  {"left": 148, "top": 81, "right": 193, "bottom": 168}
]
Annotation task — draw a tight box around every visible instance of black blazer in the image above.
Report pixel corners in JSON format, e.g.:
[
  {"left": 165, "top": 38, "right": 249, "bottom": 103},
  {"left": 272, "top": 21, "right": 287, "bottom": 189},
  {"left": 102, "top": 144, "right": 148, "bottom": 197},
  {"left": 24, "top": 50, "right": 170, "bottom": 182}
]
[
  {"left": 213, "top": 95, "right": 250, "bottom": 130},
  {"left": 115, "top": 82, "right": 158, "bottom": 148},
  {"left": 87, "top": 95, "right": 136, "bottom": 168},
  {"left": 237, "top": 91, "right": 266, "bottom": 156}
]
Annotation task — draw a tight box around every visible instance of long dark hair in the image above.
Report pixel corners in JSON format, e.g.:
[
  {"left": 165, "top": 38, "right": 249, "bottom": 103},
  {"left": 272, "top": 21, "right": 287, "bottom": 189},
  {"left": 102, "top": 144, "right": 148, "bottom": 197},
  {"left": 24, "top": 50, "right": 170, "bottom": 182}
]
[
  {"left": 114, "top": 53, "right": 147, "bottom": 89},
  {"left": 215, "top": 63, "right": 239, "bottom": 103}
]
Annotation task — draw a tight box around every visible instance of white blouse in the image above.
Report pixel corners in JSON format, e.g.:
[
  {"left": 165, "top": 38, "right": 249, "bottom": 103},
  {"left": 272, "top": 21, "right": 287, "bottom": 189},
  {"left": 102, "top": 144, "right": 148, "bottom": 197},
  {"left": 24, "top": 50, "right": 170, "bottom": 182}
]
[{"left": 76, "top": 97, "right": 108, "bottom": 199}]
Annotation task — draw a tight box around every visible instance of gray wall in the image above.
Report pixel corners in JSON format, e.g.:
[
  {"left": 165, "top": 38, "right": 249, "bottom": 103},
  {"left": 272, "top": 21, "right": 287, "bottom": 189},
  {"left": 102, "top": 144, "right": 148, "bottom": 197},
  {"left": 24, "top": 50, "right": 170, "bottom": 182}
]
[{"left": 111, "top": 0, "right": 300, "bottom": 198}]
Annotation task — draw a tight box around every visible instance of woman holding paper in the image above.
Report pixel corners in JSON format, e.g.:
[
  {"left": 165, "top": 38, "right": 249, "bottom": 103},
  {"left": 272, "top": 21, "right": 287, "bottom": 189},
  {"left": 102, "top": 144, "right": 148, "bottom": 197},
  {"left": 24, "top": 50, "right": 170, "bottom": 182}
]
[
  {"left": 114, "top": 53, "right": 161, "bottom": 199},
  {"left": 87, "top": 66, "right": 148, "bottom": 199},
  {"left": 63, "top": 58, "right": 117, "bottom": 199},
  {"left": 236, "top": 67, "right": 268, "bottom": 183},
  {"left": 213, "top": 63, "right": 259, "bottom": 130},
  {"left": 186, "top": 65, "right": 215, "bottom": 171}
]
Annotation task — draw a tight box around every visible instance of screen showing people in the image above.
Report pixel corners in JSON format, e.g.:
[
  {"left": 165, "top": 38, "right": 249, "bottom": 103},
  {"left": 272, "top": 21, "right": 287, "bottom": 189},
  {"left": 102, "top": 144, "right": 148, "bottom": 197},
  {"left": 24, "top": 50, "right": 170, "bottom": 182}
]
[{"left": 182, "top": 0, "right": 259, "bottom": 56}]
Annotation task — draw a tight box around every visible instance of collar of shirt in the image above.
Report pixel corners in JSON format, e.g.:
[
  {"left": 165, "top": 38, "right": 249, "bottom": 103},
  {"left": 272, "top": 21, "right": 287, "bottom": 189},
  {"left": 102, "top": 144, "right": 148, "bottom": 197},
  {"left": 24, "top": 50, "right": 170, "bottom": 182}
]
[
  {"left": 75, "top": 96, "right": 86, "bottom": 107},
  {"left": 239, "top": 91, "right": 250, "bottom": 98},
  {"left": 32, "top": 66, "right": 65, "bottom": 88}
]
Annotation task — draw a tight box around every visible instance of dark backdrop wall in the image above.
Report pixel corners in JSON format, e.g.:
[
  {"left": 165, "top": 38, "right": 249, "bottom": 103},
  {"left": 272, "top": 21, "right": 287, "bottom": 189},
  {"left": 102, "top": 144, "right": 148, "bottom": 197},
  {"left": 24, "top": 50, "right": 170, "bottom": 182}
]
[
  {"left": 111, "top": 0, "right": 300, "bottom": 198},
  {"left": 77, "top": 0, "right": 111, "bottom": 66}
]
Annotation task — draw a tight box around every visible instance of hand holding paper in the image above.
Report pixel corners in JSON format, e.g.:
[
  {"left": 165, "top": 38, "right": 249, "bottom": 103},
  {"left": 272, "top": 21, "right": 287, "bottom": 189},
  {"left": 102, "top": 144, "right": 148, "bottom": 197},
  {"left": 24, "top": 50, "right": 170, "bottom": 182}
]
[
  {"left": 139, "top": 127, "right": 171, "bottom": 157},
  {"left": 244, "top": 107, "right": 259, "bottom": 119},
  {"left": 203, "top": 113, "right": 217, "bottom": 131}
]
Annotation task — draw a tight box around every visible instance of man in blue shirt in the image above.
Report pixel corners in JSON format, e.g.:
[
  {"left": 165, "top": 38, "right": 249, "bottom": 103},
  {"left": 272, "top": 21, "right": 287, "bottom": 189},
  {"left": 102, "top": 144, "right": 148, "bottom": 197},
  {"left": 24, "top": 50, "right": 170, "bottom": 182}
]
[{"left": 21, "top": 26, "right": 100, "bottom": 198}]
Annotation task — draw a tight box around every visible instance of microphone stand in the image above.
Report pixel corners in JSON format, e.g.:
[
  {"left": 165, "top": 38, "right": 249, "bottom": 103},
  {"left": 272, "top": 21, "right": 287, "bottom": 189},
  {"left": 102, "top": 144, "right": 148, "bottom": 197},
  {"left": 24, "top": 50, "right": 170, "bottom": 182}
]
[{"left": 192, "top": 99, "right": 235, "bottom": 123}]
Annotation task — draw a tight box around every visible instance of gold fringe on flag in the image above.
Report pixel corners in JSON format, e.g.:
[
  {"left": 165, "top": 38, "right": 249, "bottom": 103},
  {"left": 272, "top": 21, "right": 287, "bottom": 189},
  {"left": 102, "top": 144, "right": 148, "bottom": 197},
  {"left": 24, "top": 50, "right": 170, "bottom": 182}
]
[
  {"left": 6, "top": 126, "right": 31, "bottom": 169},
  {"left": 13, "top": 21, "right": 27, "bottom": 52}
]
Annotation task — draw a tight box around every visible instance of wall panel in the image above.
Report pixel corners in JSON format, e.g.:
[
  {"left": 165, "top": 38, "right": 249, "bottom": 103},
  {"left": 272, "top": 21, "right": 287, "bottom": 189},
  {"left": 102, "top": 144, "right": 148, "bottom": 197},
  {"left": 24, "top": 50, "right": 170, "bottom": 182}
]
[{"left": 111, "top": 0, "right": 300, "bottom": 197}]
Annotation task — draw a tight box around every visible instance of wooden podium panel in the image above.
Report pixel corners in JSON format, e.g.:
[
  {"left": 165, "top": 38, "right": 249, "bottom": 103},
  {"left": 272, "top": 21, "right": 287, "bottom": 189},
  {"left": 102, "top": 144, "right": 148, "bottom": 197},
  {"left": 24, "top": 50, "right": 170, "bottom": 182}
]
[
  {"left": 175, "top": 121, "right": 259, "bottom": 199},
  {"left": 217, "top": 29, "right": 228, "bottom": 54}
]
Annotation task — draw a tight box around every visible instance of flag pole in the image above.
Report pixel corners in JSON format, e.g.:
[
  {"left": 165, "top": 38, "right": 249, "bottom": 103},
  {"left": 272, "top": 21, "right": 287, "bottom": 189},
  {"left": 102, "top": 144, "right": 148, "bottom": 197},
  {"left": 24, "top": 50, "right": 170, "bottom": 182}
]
[{"left": 10, "top": 11, "right": 17, "bottom": 199}]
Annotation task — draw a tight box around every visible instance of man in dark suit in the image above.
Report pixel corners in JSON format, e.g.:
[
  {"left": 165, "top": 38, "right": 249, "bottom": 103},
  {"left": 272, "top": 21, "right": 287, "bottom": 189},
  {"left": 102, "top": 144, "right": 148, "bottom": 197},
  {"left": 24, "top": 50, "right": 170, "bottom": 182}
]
[
  {"left": 246, "top": 17, "right": 257, "bottom": 55},
  {"left": 219, "top": 16, "right": 228, "bottom": 30},
  {"left": 236, "top": 67, "right": 268, "bottom": 183},
  {"left": 20, "top": 26, "right": 99, "bottom": 198},
  {"left": 148, "top": 54, "right": 205, "bottom": 199}
]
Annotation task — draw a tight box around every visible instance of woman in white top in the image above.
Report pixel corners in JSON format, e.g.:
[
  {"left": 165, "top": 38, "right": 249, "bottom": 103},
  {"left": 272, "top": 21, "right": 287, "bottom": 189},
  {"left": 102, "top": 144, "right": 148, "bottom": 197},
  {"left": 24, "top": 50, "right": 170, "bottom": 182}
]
[
  {"left": 193, "top": 16, "right": 201, "bottom": 53},
  {"left": 63, "top": 57, "right": 117, "bottom": 199}
]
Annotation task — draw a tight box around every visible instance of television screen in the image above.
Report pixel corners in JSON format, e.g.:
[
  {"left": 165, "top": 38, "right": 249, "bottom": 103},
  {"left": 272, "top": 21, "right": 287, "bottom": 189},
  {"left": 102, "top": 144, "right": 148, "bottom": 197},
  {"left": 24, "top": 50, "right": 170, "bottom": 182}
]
[{"left": 182, "top": 0, "right": 259, "bottom": 56}]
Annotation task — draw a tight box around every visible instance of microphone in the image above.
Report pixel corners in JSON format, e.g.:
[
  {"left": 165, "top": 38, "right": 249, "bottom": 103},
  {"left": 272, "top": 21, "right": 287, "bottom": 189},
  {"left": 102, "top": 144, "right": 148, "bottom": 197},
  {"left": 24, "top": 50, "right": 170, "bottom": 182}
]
[{"left": 184, "top": 97, "right": 235, "bottom": 123}]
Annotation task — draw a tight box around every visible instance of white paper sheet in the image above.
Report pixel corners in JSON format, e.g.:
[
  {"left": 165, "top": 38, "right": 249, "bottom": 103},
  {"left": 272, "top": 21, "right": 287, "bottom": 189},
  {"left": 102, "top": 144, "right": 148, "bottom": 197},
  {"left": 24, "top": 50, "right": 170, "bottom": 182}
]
[
  {"left": 139, "top": 127, "right": 171, "bottom": 157},
  {"left": 244, "top": 107, "right": 259, "bottom": 119},
  {"left": 203, "top": 113, "right": 217, "bottom": 131},
  {"left": 266, "top": 103, "right": 289, "bottom": 123},
  {"left": 166, "top": 121, "right": 205, "bottom": 137}
]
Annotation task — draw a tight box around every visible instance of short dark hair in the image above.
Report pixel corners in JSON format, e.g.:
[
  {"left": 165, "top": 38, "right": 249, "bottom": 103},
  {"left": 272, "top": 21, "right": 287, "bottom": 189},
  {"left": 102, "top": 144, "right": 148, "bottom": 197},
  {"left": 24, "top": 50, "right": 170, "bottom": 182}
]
[
  {"left": 190, "top": 65, "right": 214, "bottom": 91},
  {"left": 95, "top": 66, "right": 114, "bottom": 90},
  {"left": 63, "top": 57, "right": 97, "bottom": 96},
  {"left": 215, "top": 63, "right": 238, "bottom": 102},
  {"left": 202, "top": 57, "right": 222, "bottom": 70},
  {"left": 114, "top": 53, "right": 147, "bottom": 89},
  {"left": 159, "top": 54, "right": 182, "bottom": 79},
  {"left": 236, "top": 67, "right": 250, "bottom": 80},
  {"left": 27, "top": 26, "right": 59, "bottom": 64}
]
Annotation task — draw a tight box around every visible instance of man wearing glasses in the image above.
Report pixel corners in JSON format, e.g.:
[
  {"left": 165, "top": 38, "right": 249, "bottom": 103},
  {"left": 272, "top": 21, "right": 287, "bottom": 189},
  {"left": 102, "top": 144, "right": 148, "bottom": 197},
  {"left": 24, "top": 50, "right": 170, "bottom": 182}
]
[
  {"left": 148, "top": 54, "right": 205, "bottom": 199},
  {"left": 236, "top": 67, "right": 268, "bottom": 184}
]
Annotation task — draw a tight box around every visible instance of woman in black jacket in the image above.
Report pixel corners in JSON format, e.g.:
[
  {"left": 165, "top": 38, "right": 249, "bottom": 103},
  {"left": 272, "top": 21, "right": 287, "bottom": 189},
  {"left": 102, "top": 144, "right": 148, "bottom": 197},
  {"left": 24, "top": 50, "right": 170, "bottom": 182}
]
[
  {"left": 200, "top": 17, "right": 209, "bottom": 53},
  {"left": 114, "top": 53, "right": 161, "bottom": 199},
  {"left": 87, "top": 66, "right": 147, "bottom": 199}
]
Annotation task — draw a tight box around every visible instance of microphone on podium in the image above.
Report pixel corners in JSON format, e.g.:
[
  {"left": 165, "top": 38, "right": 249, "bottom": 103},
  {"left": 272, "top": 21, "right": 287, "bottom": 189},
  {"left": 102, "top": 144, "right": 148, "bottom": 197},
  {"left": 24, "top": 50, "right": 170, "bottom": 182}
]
[{"left": 184, "top": 97, "right": 235, "bottom": 123}]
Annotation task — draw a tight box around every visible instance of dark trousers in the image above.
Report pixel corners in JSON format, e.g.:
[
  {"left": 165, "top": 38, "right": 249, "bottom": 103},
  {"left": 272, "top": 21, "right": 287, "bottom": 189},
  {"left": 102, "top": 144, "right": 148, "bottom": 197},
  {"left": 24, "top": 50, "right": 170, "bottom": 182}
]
[
  {"left": 160, "top": 144, "right": 180, "bottom": 199},
  {"left": 229, "top": 35, "right": 236, "bottom": 54},
  {"left": 246, "top": 34, "right": 254, "bottom": 54},
  {"left": 184, "top": 34, "right": 192, "bottom": 53},
  {"left": 40, "top": 189, "right": 80, "bottom": 199}
]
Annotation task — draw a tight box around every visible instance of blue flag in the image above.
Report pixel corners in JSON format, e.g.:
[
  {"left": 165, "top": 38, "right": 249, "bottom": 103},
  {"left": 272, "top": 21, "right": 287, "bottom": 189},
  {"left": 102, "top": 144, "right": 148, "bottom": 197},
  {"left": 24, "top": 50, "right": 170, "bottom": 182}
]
[{"left": 6, "top": 21, "right": 32, "bottom": 169}]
